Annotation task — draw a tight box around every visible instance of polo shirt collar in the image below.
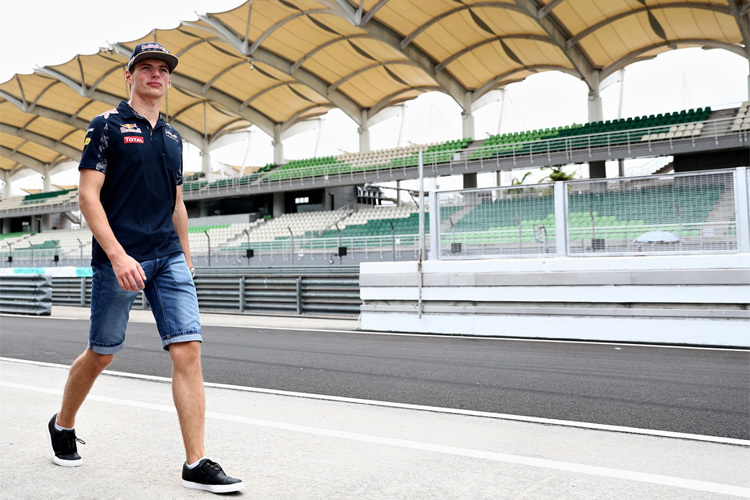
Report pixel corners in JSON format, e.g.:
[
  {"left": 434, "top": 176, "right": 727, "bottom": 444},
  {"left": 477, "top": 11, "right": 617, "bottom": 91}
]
[{"left": 118, "top": 100, "right": 164, "bottom": 128}]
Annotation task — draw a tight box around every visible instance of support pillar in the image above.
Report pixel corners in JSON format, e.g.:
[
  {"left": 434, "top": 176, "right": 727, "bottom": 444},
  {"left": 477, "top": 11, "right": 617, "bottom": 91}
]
[
  {"left": 273, "top": 124, "right": 284, "bottom": 165},
  {"left": 495, "top": 90, "right": 507, "bottom": 187},
  {"left": 2, "top": 171, "right": 11, "bottom": 198},
  {"left": 200, "top": 139, "right": 212, "bottom": 179},
  {"left": 272, "top": 191, "right": 284, "bottom": 218},
  {"left": 41, "top": 166, "right": 52, "bottom": 232},
  {"left": 496, "top": 170, "right": 512, "bottom": 187},
  {"left": 461, "top": 92, "right": 475, "bottom": 140},
  {"left": 463, "top": 172, "right": 477, "bottom": 189},
  {"left": 587, "top": 70, "right": 604, "bottom": 123},
  {"left": 358, "top": 109, "right": 371, "bottom": 152},
  {"left": 1, "top": 172, "right": 10, "bottom": 232},
  {"left": 587, "top": 71, "right": 606, "bottom": 179},
  {"left": 42, "top": 165, "right": 52, "bottom": 192}
]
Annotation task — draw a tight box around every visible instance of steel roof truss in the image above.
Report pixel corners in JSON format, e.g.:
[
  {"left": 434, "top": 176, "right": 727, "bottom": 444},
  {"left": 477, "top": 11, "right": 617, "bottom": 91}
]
[
  {"left": 566, "top": 3, "right": 731, "bottom": 50},
  {"left": 0, "top": 124, "right": 80, "bottom": 161},
  {"left": 728, "top": 0, "right": 750, "bottom": 58},
  {"left": 291, "top": 33, "right": 371, "bottom": 73},
  {"left": 191, "top": 14, "right": 365, "bottom": 126},
  {"left": 369, "top": 85, "right": 441, "bottom": 118},
  {"left": 512, "top": 0, "right": 595, "bottom": 89},
  {"left": 537, "top": 0, "right": 565, "bottom": 19},
  {"left": 435, "top": 33, "right": 555, "bottom": 75},
  {"left": 328, "top": 59, "right": 416, "bottom": 93},
  {"left": 247, "top": 8, "right": 336, "bottom": 57}
]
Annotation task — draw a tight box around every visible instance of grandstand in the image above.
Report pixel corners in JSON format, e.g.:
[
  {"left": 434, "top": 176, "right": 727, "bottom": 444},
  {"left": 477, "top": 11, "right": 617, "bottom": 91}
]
[
  {"left": 0, "top": 105, "right": 745, "bottom": 266},
  {"left": 1, "top": 1, "right": 748, "bottom": 270},
  {"left": 0, "top": 104, "right": 737, "bottom": 214}
]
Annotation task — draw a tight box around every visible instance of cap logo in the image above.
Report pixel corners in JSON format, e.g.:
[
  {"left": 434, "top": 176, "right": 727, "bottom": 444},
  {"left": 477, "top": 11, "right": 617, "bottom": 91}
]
[
  {"left": 128, "top": 42, "right": 179, "bottom": 73},
  {"left": 140, "top": 43, "right": 167, "bottom": 52}
]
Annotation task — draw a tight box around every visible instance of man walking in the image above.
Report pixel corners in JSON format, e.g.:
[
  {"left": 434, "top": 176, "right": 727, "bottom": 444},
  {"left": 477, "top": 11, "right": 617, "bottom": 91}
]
[{"left": 45, "top": 42, "right": 244, "bottom": 494}]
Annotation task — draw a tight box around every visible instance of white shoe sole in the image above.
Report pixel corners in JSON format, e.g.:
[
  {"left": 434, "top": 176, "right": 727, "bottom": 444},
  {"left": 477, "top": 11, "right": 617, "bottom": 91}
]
[
  {"left": 182, "top": 479, "right": 245, "bottom": 493},
  {"left": 46, "top": 425, "right": 83, "bottom": 467}
]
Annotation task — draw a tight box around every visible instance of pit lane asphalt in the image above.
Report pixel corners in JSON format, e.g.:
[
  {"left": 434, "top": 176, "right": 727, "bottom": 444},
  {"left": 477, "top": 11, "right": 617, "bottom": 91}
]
[{"left": 1, "top": 307, "right": 747, "bottom": 440}]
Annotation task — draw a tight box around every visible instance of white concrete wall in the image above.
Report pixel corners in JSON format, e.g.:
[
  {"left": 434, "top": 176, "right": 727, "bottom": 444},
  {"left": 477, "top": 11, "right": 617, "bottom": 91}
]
[{"left": 359, "top": 254, "right": 750, "bottom": 347}]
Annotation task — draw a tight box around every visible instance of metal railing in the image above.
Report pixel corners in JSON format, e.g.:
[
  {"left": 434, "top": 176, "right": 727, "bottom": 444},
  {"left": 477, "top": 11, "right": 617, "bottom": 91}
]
[
  {"left": 179, "top": 116, "right": 746, "bottom": 199},
  {"left": 50, "top": 267, "right": 361, "bottom": 315},
  {"left": 0, "top": 274, "right": 52, "bottom": 315}
]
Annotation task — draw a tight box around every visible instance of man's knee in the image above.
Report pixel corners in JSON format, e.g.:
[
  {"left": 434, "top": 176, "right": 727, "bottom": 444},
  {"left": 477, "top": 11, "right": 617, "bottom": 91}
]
[
  {"left": 83, "top": 349, "right": 114, "bottom": 372},
  {"left": 169, "top": 341, "right": 201, "bottom": 366}
]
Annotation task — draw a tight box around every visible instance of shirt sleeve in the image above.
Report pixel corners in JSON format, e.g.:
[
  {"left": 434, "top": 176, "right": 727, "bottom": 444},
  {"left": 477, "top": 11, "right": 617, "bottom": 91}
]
[{"left": 78, "top": 116, "right": 108, "bottom": 174}]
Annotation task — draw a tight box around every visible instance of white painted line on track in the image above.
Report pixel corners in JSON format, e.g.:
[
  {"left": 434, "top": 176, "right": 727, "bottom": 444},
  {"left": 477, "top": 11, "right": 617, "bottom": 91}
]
[
  {"left": 2, "top": 357, "right": 749, "bottom": 447},
  {"left": 1, "top": 378, "right": 749, "bottom": 498}
]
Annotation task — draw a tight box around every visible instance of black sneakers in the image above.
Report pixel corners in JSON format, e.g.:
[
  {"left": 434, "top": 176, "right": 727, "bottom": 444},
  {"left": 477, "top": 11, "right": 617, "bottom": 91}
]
[
  {"left": 47, "top": 414, "right": 84, "bottom": 467},
  {"left": 182, "top": 458, "right": 245, "bottom": 493}
]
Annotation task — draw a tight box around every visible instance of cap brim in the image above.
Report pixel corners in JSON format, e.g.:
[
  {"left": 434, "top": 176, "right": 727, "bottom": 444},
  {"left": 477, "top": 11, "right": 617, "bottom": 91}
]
[{"left": 129, "top": 51, "right": 179, "bottom": 73}]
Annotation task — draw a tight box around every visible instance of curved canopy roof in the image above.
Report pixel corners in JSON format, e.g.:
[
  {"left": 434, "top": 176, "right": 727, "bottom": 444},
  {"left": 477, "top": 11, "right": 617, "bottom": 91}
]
[{"left": 1, "top": 0, "right": 748, "bottom": 182}]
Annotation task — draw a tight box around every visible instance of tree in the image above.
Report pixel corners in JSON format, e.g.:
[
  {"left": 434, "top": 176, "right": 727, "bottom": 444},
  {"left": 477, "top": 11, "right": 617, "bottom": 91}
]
[
  {"left": 511, "top": 171, "right": 533, "bottom": 186},
  {"left": 541, "top": 165, "right": 576, "bottom": 183}
]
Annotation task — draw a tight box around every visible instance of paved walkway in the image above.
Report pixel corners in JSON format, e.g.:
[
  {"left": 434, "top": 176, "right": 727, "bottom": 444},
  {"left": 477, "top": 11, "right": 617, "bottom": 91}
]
[{"left": 1, "top": 307, "right": 749, "bottom": 499}]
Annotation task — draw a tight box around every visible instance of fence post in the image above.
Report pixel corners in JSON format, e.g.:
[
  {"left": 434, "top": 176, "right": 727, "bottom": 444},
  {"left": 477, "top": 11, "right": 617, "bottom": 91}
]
[
  {"left": 80, "top": 277, "right": 87, "bottom": 307},
  {"left": 239, "top": 277, "right": 245, "bottom": 313},
  {"left": 429, "top": 190, "right": 439, "bottom": 259},
  {"left": 735, "top": 167, "right": 750, "bottom": 253},
  {"left": 554, "top": 181, "right": 569, "bottom": 257},
  {"left": 296, "top": 276, "right": 302, "bottom": 315}
]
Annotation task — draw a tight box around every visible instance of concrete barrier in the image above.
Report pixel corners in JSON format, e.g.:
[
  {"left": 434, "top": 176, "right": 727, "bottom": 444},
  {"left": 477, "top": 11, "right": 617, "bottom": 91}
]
[{"left": 359, "top": 254, "right": 750, "bottom": 347}]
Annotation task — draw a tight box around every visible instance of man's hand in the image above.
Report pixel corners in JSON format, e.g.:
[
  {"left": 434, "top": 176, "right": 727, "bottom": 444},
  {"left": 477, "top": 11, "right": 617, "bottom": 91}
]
[{"left": 111, "top": 254, "right": 146, "bottom": 291}]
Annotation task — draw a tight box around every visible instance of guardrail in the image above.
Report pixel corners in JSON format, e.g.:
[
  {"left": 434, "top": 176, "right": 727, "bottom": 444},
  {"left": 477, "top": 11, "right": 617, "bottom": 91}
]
[
  {"left": 0, "top": 274, "right": 52, "bottom": 315},
  {"left": 51, "top": 267, "right": 361, "bottom": 316}
]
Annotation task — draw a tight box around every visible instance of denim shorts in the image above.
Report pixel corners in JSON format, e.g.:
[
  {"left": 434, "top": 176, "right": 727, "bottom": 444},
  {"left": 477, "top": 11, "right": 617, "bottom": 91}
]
[{"left": 88, "top": 252, "right": 201, "bottom": 354}]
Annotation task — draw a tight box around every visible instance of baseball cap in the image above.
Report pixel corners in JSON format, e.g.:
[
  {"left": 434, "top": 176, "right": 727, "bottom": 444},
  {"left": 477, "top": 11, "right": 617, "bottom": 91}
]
[{"left": 127, "top": 42, "right": 179, "bottom": 73}]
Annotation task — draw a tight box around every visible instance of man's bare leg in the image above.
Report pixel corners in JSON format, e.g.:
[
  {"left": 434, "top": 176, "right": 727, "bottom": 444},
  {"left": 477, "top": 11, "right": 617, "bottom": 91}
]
[
  {"left": 169, "top": 341, "right": 206, "bottom": 464},
  {"left": 57, "top": 349, "right": 113, "bottom": 428}
]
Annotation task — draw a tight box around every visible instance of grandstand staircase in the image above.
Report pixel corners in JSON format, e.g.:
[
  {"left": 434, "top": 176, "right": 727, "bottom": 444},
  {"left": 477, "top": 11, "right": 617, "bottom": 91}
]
[
  {"left": 653, "top": 161, "right": 674, "bottom": 175},
  {"left": 707, "top": 108, "right": 739, "bottom": 136},
  {"left": 439, "top": 197, "right": 481, "bottom": 233},
  {"left": 221, "top": 219, "right": 267, "bottom": 249},
  {"left": 315, "top": 203, "right": 357, "bottom": 237}
]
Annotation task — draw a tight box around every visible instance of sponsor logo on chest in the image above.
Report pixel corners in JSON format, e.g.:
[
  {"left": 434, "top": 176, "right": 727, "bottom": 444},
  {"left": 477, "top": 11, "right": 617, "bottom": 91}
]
[
  {"left": 123, "top": 136, "right": 145, "bottom": 144},
  {"left": 120, "top": 123, "right": 142, "bottom": 134},
  {"left": 165, "top": 129, "right": 179, "bottom": 143}
]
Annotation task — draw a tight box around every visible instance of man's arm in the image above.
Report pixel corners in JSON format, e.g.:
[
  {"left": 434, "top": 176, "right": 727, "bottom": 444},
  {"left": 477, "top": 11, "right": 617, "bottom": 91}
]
[
  {"left": 79, "top": 168, "right": 146, "bottom": 291},
  {"left": 172, "top": 185, "right": 193, "bottom": 272}
]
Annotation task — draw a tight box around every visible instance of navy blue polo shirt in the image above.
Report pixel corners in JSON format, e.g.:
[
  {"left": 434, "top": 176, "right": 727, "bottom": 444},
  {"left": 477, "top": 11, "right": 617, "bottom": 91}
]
[{"left": 79, "top": 100, "right": 184, "bottom": 265}]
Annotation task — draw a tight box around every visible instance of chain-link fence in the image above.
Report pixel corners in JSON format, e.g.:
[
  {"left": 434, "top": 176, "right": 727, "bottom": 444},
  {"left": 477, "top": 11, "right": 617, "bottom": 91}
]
[
  {"left": 436, "top": 184, "right": 557, "bottom": 258},
  {"left": 434, "top": 168, "right": 748, "bottom": 258},
  {"left": 3, "top": 168, "right": 747, "bottom": 267}
]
